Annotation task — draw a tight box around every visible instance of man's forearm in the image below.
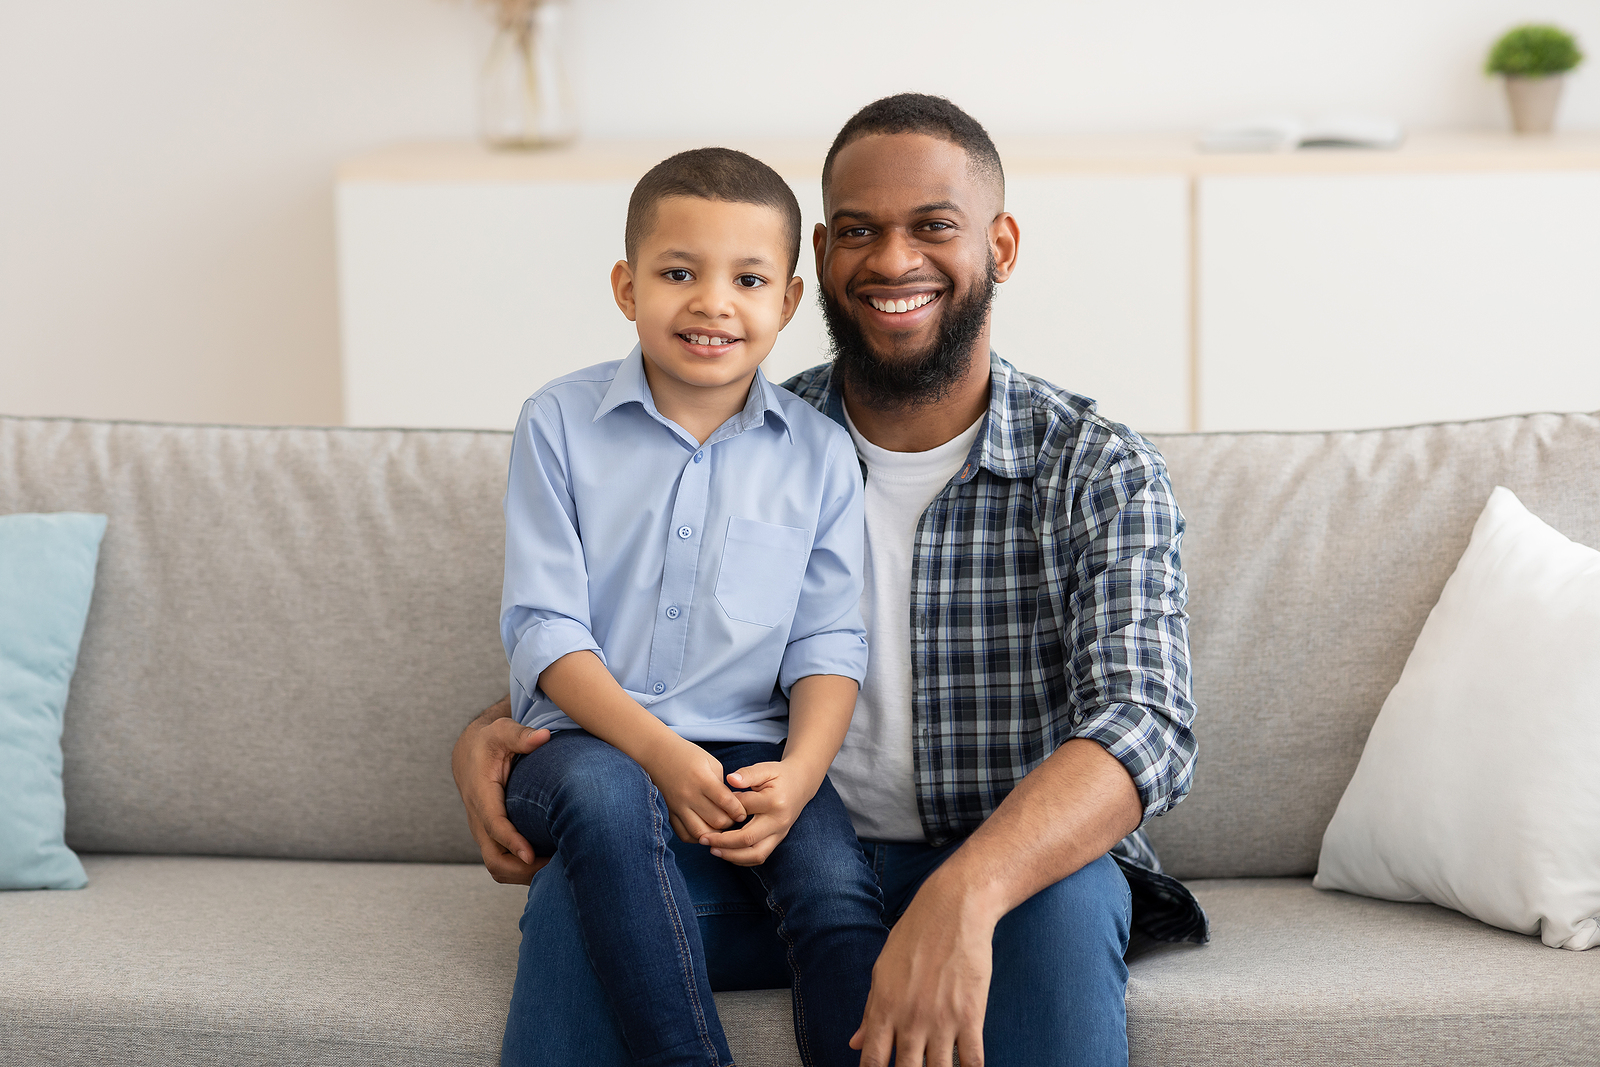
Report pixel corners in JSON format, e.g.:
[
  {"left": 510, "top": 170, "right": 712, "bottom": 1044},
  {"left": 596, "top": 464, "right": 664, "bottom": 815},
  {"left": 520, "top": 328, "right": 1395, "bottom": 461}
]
[
  {"left": 920, "top": 738, "right": 1142, "bottom": 927},
  {"left": 471, "top": 694, "right": 513, "bottom": 725}
]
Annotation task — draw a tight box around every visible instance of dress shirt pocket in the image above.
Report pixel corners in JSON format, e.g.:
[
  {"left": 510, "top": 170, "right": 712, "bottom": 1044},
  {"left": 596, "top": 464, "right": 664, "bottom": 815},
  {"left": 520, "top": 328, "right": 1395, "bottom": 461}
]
[{"left": 714, "top": 516, "right": 811, "bottom": 627}]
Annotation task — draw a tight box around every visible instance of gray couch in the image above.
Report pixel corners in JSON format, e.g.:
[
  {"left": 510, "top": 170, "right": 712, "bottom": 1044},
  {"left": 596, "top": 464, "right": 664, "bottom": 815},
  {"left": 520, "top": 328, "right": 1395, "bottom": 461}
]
[{"left": 3, "top": 408, "right": 1598, "bottom": 1067}]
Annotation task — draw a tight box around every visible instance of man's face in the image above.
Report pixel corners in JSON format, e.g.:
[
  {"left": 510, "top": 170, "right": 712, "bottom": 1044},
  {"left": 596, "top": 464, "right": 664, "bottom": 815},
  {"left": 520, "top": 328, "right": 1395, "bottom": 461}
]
[{"left": 814, "top": 133, "right": 1013, "bottom": 406}]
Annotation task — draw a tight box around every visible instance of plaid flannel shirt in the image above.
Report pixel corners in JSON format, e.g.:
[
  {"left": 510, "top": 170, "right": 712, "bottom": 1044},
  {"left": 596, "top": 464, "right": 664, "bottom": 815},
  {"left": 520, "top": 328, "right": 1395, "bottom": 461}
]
[{"left": 786, "top": 354, "right": 1208, "bottom": 944}]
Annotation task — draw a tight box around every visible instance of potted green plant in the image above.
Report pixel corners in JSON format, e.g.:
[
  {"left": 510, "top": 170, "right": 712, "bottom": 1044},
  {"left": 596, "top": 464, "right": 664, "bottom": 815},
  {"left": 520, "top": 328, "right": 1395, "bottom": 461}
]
[{"left": 1486, "top": 24, "right": 1585, "bottom": 134}]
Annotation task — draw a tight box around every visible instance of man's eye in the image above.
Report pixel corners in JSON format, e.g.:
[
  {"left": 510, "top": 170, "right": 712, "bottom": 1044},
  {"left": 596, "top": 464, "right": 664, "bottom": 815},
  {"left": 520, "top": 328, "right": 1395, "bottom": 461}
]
[
  {"left": 922, "top": 221, "right": 952, "bottom": 232},
  {"left": 842, "top": 227, "right": 872, "bottom": 239},
  {"left": 663, "top": 269, "right": 692, "bottom": 282},
  {"left": 735, "top": 274, "right": 766, "bottom": 289}
]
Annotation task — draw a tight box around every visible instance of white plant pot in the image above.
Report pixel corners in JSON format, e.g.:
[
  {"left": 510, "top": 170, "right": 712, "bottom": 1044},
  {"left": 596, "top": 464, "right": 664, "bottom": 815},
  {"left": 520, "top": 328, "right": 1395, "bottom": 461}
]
[{"left": 1504, "top": 75, "right": 1565, "bottom": 135}]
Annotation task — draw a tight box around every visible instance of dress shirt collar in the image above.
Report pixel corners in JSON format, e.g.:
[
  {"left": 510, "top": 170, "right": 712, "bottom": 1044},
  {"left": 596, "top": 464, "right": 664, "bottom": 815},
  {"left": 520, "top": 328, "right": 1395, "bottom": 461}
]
[
  {"left": 816, "top": 352, "right": 1039, "bottom": 483},
  {"left": 594, "top": 345, "right": 792, "bottom": 444}
]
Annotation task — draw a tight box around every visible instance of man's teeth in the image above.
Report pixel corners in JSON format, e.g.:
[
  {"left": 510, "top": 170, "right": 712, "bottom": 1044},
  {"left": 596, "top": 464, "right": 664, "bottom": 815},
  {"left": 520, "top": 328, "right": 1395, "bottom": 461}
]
[
  {"left": 685, "top": 334, "right": 736, "bottom": 346},
  {"left": 868, "top": 293, "right": 936, "bottom": 314}
]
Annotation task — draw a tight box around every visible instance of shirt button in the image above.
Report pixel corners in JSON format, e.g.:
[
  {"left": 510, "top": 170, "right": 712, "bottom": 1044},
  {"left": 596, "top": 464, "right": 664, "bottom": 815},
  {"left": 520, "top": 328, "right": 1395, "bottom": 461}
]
[
  {"left": 693, "top": 451, "right": 704, "bottom": 463},
  {"left": 677, "top": 525, "right": 692, "bottom": 539},
  {"left": 665, "top": 605, "right": 680, "bottom": 619},
  {"left": 652, "top": 682, "right": 666, "bottom": 694}
]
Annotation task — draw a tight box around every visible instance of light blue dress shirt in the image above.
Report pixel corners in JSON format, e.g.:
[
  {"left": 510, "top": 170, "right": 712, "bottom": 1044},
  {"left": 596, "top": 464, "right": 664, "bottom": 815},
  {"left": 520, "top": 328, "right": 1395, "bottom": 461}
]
[{"left": 502, "top": 347, "right": 868, "bottom": 743}]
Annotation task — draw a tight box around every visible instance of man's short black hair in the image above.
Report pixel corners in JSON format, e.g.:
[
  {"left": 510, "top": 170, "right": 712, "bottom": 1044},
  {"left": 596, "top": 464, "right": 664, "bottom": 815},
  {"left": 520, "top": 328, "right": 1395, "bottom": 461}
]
[
  {"left": 625, "top": 147, "right": 802, "bottom": 276},
  {"left": 822, "top": 93, "right": 1004, "bottom": 202}
]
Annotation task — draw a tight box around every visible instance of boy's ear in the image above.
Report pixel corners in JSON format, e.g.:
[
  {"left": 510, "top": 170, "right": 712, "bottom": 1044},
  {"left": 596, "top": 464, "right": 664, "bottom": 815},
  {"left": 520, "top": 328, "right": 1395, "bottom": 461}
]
[
  {"left": 778, "top": 274, "right": 804, "bottom": 331},
  {"left": 611, "top": 260, "right": 638, "bottom": 321}
]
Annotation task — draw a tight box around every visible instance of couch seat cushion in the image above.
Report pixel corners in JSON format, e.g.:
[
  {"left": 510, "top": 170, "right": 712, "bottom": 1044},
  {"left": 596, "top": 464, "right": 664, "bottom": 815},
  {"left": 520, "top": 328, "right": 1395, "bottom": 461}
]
[
  {"left": 1129, "top": 878, "right": 1600, "bottom": 1066},
  {"left": 6, "top": 862, "right": 1597, "bottom": 1066}
]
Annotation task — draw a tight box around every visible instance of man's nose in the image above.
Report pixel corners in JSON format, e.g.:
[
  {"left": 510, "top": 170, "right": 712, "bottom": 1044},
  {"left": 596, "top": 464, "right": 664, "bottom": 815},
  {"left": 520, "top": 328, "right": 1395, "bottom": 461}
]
[{"left": 862, "top": 228, "right": 923, "bottom": 281}]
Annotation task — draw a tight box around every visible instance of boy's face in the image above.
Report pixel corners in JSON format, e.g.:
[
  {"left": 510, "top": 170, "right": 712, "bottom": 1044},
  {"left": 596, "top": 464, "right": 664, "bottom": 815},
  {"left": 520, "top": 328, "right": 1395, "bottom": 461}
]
[{"left": 612, "top": 196, "right": 803, "bottom": 399}]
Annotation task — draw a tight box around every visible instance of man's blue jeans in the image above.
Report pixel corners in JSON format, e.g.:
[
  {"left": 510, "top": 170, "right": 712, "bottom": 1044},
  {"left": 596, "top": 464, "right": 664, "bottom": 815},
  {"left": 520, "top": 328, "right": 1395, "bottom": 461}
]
[
  {"left": 503, "top": 732, "right": 887, "bottom": 1067},
  {"left": 502, "top": 781, "right": 1133, "bottom": 1067}
]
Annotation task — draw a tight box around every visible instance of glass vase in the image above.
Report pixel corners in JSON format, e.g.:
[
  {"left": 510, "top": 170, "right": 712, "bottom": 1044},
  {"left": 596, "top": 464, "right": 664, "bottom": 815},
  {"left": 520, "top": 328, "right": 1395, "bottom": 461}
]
[{"left": 479, "top": 1, "right": 576, "bottom": 149}]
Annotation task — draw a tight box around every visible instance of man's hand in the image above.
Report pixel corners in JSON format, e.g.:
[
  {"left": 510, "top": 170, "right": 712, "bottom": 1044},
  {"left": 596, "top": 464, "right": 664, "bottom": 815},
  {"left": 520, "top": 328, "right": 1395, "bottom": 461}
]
[
  {"left": 698, "top": 760, "right": 818, "bottom": 866},
  {"left": 637, "top": 732, "right": 747, "bottom": 845},
  {"left": 451, "top": 696, "right": 551, "bottom": 884},
  {"left": 850, "top": 871, "right": 995, "bottom": 1067},
  {"left": 850, "top": 738, "right": 1144, "bottom": 1067}
]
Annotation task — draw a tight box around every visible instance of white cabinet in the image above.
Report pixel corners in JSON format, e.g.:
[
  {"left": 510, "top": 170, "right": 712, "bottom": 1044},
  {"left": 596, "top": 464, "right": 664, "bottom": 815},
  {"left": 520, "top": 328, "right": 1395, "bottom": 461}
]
[
  {"left": 336, "top": 142, "right": 1191, "bottom": 434},
  {"left": 337, "top": 134, "right": 1600, "bottom": 436},
  {"left": 1199, "top": 170, "right": 1600, "bottom": 431}
]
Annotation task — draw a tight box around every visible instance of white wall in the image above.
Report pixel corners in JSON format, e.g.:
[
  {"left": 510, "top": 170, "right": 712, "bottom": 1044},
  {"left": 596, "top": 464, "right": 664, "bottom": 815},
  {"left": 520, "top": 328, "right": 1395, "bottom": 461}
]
[{"left": 4, "top": 0, "right": 1598, "bottom": 425}]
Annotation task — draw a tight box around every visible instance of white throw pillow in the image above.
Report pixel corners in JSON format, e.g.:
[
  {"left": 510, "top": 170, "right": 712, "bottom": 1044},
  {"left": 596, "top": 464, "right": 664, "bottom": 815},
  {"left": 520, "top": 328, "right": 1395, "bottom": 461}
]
[{"left": 1314, "top": 486, "right": 1600, "bottom": 950}]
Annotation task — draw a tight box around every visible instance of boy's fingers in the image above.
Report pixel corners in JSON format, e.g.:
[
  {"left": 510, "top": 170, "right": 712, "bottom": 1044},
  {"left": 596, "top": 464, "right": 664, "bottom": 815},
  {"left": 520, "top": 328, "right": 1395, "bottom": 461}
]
[
  {"left": 701, "top": 816, "right": 769, "bottom": 851},
  {"left": 707, "top": 844, "right": 772, "bottom": 866},
  {"left": 712, "top": 785, "right": 748, "bottom": 822},
  {"left": 675, "top": 807, "right": 714, "bottom": 843},
  {"left": 726, "top": 762, "right": 781, "bottom": 790}
]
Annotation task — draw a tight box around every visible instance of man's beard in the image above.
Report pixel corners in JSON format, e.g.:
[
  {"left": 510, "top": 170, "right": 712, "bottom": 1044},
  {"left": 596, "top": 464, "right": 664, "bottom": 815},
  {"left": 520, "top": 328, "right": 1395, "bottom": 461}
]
[{"left": 819, "top": 257, "right": 996, "bottom": 410}]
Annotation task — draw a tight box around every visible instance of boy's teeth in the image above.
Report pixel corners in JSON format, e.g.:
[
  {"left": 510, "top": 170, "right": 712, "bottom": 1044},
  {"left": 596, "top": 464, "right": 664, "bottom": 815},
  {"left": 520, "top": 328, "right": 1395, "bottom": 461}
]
[{"left": 869, "top": 293, "right": 935, "bottom": 314}]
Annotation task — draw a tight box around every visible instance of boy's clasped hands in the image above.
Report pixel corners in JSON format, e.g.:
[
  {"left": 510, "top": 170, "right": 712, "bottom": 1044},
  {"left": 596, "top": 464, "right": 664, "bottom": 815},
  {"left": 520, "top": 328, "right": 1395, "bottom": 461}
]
[{"left": 639, "top": 726, "right": 826, "bottom": 867}]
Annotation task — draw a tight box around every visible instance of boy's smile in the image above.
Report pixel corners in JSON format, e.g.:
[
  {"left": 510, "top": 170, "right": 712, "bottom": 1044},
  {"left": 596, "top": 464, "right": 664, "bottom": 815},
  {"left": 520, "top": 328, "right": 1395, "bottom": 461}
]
[{"left": 612, "top": 196, "right": 803, "bottom": 442}]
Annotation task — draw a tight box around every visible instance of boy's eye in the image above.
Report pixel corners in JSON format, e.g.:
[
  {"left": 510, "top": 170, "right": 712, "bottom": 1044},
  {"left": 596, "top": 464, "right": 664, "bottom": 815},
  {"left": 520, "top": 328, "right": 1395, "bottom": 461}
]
[
  {"left": 734, "top": 274, "right": 766, "bottom": 289},
  {"left": 663, "top": 268, "right": 692, "bottom": 282}
]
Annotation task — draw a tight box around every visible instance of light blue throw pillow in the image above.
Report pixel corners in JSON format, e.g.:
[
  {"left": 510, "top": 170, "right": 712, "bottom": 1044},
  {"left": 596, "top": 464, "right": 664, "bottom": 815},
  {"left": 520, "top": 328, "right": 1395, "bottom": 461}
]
[{"left": 1, "top": 512, "right": 107, "bottom": 890}]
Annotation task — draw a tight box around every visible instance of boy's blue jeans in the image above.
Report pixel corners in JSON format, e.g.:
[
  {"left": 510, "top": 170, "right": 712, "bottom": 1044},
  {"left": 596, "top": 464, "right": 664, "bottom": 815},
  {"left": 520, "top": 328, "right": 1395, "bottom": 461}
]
[
  {"left": 502, "top": 740, "right": 1133, "bottom": 1067},
  {"left": 503, "top": 732, "right": 888, "bottom": 1067}
]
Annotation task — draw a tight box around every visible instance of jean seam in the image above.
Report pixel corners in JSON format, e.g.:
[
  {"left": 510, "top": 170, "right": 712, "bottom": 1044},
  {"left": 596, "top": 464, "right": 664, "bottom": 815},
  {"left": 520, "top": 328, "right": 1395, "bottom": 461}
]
[
  {"left": 750, "top": 864, "right": 812, "bottom": 1067},
  {"left": 646, "top": 768, "right": 722, "bottom": 1067}
]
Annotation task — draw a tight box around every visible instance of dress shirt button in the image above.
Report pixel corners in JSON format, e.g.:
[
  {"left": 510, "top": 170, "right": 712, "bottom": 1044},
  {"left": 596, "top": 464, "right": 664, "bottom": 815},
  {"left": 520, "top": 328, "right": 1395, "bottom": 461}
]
[
  {"left": 677, "top": 525, "right": 692, "bottom": 539},
  {"left": 652, "top": 682, "right": 666, "bottom": 694},
  {"left": 665, "top": 605, "right": 680, "bottom": 620},
  {"left": 693, "top": 451, "right": 704, "bottom": 463}
]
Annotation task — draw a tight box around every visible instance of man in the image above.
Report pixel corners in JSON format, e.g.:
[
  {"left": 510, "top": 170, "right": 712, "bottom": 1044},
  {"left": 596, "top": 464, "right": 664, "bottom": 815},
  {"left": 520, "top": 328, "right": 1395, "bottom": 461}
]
[{"left": 454, "top": 93, "right": 1206, "bottom": 1067}]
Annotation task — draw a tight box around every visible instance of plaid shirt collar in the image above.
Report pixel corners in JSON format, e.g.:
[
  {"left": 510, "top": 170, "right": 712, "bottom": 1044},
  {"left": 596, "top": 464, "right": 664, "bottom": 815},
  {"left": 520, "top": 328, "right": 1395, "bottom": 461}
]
[{"left": 813, "top": 353, "right": 1037, "bottom": 482}]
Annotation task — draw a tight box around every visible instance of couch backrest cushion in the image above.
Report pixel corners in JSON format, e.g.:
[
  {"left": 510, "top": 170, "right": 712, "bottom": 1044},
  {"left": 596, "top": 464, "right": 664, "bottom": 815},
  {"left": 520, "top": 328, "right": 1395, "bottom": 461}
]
[
  {"left": 1144, "top": 412, "right": 1600, "bottom": 878},
  {"left": 4, "top": 411, "right": 1598, "bottom": 871},
  {"left": 1, "top": 417, "right": 509, "bottom": 863}
]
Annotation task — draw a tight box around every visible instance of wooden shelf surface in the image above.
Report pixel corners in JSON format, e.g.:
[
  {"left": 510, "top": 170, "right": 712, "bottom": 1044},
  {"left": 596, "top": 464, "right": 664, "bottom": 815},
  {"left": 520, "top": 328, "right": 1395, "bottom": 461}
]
[{"left": 339, "top": 130, "right": 1600, "bottom": 184}]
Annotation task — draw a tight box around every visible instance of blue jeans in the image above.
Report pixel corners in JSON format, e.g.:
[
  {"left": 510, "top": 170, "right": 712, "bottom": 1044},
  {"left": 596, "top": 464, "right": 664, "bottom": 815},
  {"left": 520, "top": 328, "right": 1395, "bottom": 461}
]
[
  {"left": 502, "top": 787, "right": 1133, "bottom": 1067},
  {"left": 503, "top": 732, "right": 887, "bottom": 1067}
]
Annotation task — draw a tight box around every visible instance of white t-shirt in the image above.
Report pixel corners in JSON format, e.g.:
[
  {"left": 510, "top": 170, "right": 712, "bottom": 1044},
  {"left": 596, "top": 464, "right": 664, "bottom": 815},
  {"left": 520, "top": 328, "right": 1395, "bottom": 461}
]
[{"left": 830, "top": 407, "right": 986, "bottom": 842}]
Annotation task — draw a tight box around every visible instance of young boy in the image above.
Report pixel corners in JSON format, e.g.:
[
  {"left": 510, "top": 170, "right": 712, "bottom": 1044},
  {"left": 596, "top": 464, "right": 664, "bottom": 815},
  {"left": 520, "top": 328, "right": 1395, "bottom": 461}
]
[{"left": 499, "top": 148, "right": 887, "bottom": 1067}]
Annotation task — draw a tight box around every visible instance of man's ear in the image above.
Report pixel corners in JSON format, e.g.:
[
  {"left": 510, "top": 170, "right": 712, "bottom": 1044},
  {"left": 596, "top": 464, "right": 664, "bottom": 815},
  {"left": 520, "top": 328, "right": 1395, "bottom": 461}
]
[
  {"left": 985, "top": 212, "right": 1024, "bottom": 286},
  {"left": 812, "top": 222, "right": 827, "bottom": 286},
  {"left": 611, "top": 260, "right": 638, "bottom": 321},
  {"left": 778, "top": 274, "right": 805, "bottom": 330},
  {"left": 989, "top": 213, "right": 1019, "bottom": 284}
]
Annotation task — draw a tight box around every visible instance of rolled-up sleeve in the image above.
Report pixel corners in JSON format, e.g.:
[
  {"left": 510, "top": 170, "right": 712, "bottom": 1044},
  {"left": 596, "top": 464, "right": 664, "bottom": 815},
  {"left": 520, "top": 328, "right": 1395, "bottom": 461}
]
[
  {"left": 501, "top": 397, "right": 604, "bottom": 710},
  {"left": 1059, "top": 443, "right": 1197, "bottom": 822},
  {"left": 778, "top": 434, "right": 869, "bottom": 695}
]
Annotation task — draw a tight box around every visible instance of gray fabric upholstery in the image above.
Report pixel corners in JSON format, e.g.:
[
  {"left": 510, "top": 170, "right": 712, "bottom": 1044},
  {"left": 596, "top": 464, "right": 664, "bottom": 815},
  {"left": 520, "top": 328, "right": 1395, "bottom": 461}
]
[
  {"left": 1144, "top": 413, "right": 1600, "bottom": 878},
  {"left": 0, "top": 416, "right": 510, "bottom": 863},
  {"left": 6, "top": 860, "right": 1595, "bottom": 1067},
  {"left": 5, "top": 410, "right": 1600, "bottom": 1065},
  {"left": 1128, "top": 878, "right": 1600, "bottom": 1066},
  {"left": 5, "top": 411, "right": 1596, "bottom": 875}
]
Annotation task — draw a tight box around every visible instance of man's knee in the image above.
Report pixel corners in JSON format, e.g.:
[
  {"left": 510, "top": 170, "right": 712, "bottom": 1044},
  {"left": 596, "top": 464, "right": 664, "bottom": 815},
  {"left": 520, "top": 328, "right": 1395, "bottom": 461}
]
[{"left": 993, "top": 853, "right": 1131, "bottom": 976}]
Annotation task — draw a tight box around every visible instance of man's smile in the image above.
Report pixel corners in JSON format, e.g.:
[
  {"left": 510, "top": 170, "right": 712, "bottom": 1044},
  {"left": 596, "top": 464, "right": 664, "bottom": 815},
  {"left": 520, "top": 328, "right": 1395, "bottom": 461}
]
[{"left": 855, "top": 289, "right": 943, "bottom": 329}]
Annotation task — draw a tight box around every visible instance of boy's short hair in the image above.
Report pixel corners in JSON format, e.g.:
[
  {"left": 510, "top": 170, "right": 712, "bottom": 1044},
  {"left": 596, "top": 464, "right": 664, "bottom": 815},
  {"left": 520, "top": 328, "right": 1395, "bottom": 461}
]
[
  {"left": 625, "top": 148, "right": 803, "bottom": 277},
  {"left": 822, "top": 93, "right": 1004, "bottom": 202}
]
